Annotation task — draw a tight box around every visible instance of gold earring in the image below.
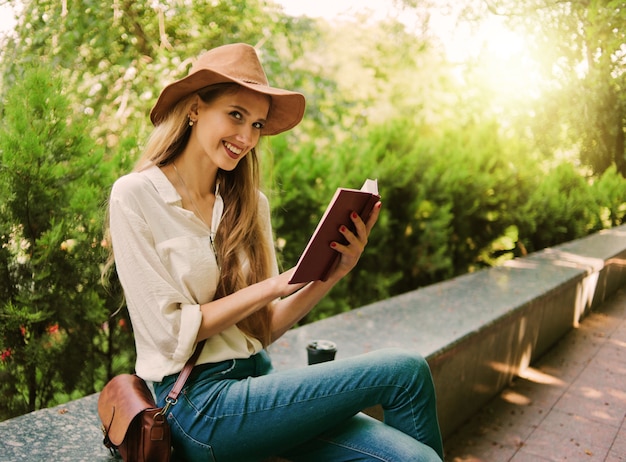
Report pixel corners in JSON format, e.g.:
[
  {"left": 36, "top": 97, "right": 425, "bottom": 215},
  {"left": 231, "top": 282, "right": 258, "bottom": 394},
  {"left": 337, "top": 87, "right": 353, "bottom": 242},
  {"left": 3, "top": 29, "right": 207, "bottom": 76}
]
[{"left": 188, "top": 118, "right": 194, "bottom": 127}]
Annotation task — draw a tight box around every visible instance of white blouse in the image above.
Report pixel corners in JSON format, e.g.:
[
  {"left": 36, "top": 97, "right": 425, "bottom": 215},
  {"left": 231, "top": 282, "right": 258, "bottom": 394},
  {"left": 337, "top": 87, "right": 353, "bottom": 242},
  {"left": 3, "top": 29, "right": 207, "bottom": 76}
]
[{"left": 109, "top": 165, "right": 278, "bottom": 382}]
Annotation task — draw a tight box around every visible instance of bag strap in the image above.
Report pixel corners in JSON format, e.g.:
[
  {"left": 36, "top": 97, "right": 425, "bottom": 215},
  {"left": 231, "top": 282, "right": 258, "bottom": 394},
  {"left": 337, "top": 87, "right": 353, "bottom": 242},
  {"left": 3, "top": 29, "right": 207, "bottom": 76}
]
[{"left": 161, "top": 340, "right": 206, "bottom": 412}]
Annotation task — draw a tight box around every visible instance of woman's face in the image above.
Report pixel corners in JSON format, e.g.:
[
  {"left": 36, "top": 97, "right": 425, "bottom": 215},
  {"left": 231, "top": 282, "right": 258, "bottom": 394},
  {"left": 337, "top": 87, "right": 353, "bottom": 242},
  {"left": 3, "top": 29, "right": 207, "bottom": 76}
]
[{"left": 190, "top": 86, "right": 270, "bottom": 171}]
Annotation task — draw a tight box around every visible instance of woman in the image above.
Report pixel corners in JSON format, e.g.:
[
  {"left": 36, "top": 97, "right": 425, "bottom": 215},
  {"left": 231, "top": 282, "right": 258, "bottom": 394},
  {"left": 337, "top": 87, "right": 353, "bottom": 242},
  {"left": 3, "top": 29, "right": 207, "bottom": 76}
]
[{"left": 108, "top": 43, "right": 443, "bottom": 462}]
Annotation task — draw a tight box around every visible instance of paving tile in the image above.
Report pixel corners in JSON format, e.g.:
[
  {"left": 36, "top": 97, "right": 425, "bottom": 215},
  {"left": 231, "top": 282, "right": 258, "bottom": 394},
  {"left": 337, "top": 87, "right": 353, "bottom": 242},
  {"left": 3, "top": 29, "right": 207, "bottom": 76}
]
[
  {"left": 509, "top": 449, "right": 553, "bottom": 462},
  {"left": 532, "top": 340, "right": 598, "bottom": 382},
  {"left": 576, "top": 324, "right": 612, "bottom": 342},
  {"left": 611, "top": 321, "right": 626, "bottom": 339},
  {"left": 554, "top": 389, "right": 625, "bottom": 427},
  {"left": 519, "top": 427, "right": 609, "bottom": 461},
  {"left": 441, "top": 392, "right": 540, "bottom": 461},
  {"left": 609, "top": 421, "right": 626, "bottom": 455},
  {"left": 444, "top": 435, "right": 520, "bottom": 462},
  {"left": 491, "top": 387, "right": 551, "bottom": 423},
  {"left": 536, "top": 408, "right": 619, "bottom": 449},
  {"left": 513, "top": 371, "right": 569, "bottom": 407},
  {"left": 592, "top": 345, "right": 626, "bottom": 375},
  {"left": 605, "top": 452, "right": 626, "bottom": 462},
  {"left": 571, "top": 366, "right": 626, "bottom": 407},
  {"left": 443, "top": 379, "right": 557, "bottom": 461}
]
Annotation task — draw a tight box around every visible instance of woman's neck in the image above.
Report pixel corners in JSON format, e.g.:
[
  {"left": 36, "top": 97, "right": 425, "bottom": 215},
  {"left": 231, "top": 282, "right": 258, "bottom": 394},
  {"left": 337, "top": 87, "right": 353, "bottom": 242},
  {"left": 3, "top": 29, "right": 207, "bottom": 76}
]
[{"left": 172, "top": 151, "right": 218, "bottom": 198}]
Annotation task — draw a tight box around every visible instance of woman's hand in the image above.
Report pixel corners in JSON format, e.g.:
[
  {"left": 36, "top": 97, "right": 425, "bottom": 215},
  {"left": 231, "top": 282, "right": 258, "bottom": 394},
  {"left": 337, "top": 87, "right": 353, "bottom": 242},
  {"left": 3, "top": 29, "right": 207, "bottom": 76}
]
[
  {"left": 268, "top": 202, "right": 381, "bottom": 341},
  {"left": 273, "top": 267, "right": 308, "bottom": 297},
  {"left": 327, "top": 201, "right": 382, "bottom": 280}
]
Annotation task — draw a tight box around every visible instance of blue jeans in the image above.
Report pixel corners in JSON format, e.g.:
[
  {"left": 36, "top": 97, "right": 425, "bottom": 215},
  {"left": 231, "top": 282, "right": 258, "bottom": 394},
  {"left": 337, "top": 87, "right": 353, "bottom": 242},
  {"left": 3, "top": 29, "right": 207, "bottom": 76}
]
[{"left": 153, "top": 348, "right": 443, "bottom": 462}]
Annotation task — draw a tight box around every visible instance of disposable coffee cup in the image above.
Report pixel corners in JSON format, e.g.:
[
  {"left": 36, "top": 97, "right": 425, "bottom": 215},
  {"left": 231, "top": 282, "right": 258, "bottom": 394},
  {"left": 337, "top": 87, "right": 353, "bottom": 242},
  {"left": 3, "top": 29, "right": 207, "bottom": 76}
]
[{"left": 306, "top": 340, "right": 337, "bottom": 365}]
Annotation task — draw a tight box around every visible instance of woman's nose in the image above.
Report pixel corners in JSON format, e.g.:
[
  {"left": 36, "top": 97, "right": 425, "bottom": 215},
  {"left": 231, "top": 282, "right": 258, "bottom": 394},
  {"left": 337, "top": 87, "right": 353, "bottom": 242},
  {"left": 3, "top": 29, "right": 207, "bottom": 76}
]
[{"left": 236, "top": 125, "right": 259, "bottom": 146}]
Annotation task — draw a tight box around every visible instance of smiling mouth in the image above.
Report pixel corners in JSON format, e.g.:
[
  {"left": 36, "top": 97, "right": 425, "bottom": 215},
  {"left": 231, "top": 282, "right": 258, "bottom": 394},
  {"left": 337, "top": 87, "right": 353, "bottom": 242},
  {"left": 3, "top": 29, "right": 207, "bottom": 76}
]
[{"left": 223, "top": 141, "right": 243, "bottom": 157}]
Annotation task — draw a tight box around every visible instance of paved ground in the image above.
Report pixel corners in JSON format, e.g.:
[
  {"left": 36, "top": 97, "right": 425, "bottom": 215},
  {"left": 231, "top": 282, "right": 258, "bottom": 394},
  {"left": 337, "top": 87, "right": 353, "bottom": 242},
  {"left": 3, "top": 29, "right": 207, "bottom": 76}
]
[{"left": 443, "top": 288, "right": 626, "bottom": 462}]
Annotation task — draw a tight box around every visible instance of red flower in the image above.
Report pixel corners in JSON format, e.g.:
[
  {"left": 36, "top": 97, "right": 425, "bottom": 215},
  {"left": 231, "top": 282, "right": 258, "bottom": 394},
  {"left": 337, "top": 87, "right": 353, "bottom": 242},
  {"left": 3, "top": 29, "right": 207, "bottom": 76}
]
[{"left": 1, "top": 348, "right": 12, "bottom": 361}]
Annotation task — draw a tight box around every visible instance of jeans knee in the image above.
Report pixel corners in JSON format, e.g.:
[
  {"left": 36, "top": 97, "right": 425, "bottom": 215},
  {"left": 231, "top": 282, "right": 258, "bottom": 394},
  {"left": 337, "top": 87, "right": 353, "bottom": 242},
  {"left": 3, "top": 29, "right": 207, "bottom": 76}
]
[
  {"left": 378, "top": 348, "right": 435, "bottom": 395},
  {"left": 383, "top": 348, "right": 430, "bottom": 375}
]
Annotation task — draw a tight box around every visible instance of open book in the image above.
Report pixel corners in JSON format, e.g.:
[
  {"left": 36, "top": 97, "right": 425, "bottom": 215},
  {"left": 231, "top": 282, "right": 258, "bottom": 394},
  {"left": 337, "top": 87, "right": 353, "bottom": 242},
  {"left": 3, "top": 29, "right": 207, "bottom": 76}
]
[{"left": 288, "top": 179, "right": 380, "bottom": 284}]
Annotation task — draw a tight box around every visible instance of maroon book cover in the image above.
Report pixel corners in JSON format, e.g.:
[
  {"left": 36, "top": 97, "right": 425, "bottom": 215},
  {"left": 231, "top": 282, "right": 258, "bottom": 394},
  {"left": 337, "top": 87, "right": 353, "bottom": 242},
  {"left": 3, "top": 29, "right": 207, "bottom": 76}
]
[{"left": 289, "top": 180, "right": 380, "bottom": 284}]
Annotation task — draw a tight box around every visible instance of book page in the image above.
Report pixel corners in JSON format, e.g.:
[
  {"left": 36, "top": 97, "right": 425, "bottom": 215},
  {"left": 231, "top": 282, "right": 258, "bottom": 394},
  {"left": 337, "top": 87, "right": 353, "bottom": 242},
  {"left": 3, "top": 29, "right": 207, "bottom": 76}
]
[{"left": 361, "top": 178, "right": 378, "bottom": 194}]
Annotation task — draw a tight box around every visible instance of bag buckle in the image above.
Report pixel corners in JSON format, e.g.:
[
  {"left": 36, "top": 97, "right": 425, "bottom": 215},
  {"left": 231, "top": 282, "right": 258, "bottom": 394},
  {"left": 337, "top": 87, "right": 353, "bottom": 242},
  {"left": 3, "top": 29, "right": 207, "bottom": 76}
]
[{"left": 156, "top": 396, "right": 177, "bottom": 417}]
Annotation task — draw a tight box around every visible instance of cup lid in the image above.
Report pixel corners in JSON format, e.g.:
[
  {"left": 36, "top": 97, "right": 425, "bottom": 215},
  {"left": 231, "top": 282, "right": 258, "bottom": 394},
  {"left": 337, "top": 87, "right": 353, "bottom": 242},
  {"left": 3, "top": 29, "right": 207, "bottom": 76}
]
[{"left": 308, "top": 340, "right": 337, "bottom": 351}]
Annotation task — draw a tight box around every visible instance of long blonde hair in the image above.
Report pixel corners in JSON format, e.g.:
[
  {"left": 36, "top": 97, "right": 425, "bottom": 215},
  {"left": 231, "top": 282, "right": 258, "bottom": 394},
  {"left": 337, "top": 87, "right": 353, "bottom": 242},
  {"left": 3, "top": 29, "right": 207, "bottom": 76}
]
[{"left": 113, "top": 83, "right": 275, "bottom": 346}]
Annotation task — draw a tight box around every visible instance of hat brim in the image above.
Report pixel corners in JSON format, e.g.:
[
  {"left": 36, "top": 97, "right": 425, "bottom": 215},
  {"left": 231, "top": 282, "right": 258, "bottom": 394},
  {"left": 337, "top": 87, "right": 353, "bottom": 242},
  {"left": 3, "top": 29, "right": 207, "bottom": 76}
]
[{"left": 150, "top": 69, "right": 305, "bottom": 136}]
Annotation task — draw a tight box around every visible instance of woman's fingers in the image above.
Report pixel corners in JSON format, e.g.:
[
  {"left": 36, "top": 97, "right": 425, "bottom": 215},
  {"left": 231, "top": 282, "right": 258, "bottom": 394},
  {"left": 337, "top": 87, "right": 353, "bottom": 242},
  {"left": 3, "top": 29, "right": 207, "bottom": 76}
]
[
  {"left": 330, "top": 201, "right": 383, "bottom": 268},
  {"left": 365, "top": 201, "right": 382, "bottom": 233},
  {"left": 335, "top": 201, "right": 382, "bottom": 249}
]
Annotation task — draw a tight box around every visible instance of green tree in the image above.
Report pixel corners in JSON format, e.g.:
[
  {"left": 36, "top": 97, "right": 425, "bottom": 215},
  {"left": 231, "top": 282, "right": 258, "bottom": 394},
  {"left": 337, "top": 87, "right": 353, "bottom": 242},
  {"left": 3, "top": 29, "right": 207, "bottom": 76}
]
[
  {"left": 0, "top": 65, "right": 118, "bottom": 419},
  {"left": 460, "top": 0, "right": 626, "bottom": 176},
  {"left": 0, "top": 0, "right": 324, "bottom": 151}
]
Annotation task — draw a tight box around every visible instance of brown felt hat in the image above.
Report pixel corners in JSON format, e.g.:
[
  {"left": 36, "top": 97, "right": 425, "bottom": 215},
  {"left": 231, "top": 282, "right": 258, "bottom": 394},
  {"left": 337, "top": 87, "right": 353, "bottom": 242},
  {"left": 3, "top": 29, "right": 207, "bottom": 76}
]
[{"left": 150, "top": 43, "right": 306, "bottom": 135}]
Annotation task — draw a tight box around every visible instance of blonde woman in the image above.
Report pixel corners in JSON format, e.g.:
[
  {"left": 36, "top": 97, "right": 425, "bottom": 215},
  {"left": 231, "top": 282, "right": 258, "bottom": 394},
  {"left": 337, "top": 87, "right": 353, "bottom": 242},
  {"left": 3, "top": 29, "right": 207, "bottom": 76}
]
[{"left": 108, "top": 43, "right": 443, "bottom": 461}]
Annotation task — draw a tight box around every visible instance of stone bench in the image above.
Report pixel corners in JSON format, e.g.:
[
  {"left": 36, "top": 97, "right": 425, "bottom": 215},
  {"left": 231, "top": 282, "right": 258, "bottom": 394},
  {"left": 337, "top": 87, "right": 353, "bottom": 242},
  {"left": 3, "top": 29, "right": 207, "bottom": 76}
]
[
  {"left": 1, "top": 224, "right": 625, "bottom": 460},
  {"left": 268, "top": 225, "right": 626, "bottom": 437}
]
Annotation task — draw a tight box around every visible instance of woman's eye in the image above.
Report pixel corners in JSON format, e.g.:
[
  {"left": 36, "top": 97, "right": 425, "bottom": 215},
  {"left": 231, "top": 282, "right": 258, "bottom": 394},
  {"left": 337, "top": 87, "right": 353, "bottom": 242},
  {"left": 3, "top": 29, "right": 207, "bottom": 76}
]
[
  {"left": 252, "top": 122, "right": 264, "bottom": 130},
  {"left": 230, "top": 111, "right": 243, "bottom": 120}
]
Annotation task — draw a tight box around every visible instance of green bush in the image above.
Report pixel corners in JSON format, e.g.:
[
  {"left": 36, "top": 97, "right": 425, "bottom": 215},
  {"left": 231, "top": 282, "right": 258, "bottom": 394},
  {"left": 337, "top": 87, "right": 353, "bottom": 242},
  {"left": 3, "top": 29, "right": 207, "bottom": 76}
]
[
  {"left": 0, "top": 66, "right": 133, "bottom": 421},
  {"left": 516, "top": 163, "right": 601, "bottom": 253},
  {"left": 268, "top": 118, "right": 625, "bottom": 324},
  {"left": 591, "top": 164, "right": 626, "bottom": 228}
]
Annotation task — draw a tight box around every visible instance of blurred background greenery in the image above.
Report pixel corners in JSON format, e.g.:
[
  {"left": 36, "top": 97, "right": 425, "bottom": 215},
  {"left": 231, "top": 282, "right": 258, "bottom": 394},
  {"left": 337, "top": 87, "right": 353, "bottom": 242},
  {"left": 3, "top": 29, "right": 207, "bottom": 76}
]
[{"left": 0, "top": 0, "right": 624, "bottom": 421}]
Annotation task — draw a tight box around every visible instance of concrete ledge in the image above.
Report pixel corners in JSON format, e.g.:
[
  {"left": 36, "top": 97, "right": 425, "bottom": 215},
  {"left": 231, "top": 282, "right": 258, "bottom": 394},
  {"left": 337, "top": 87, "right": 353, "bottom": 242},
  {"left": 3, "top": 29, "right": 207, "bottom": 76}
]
[
  {"left": 0, "top": 393, "right": 289, "bottom": 461},
  {"left": 0, "top": 393, "right": 105, "bottom": 461},
  {"left": 1, "top": 225, "right": 625, "bottom": 459},
  {"left": 268, "top": 225, "right": 626, "bottom": 438}
]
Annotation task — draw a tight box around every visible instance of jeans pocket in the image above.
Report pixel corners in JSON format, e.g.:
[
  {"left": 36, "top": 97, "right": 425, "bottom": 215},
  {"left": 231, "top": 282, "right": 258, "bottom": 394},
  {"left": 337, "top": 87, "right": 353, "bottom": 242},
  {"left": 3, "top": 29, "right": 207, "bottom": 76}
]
[{"left": 168, "top": 411, "right": 217, "bottom": 462}]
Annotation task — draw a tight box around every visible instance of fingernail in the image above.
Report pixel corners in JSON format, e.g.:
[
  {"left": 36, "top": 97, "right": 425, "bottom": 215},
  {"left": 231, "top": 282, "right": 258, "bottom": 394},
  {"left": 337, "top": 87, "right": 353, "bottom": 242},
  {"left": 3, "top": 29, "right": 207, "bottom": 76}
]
[
  {"left": 330, "top": 242, "right": 337, "bottom": 248},
  {"left": 340, "top": 225, "right": 347, "bottom": 233},
  {"left": 351, "top": 212, "right": 358, "bottom": 219}
]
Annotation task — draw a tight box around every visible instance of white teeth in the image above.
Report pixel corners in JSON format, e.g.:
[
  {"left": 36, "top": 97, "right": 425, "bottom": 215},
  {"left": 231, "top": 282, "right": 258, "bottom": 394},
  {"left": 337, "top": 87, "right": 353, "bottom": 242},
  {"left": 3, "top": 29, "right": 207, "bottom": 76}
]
[{"left": 224, "top": 141, "right": 243, "bottom": 155}]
